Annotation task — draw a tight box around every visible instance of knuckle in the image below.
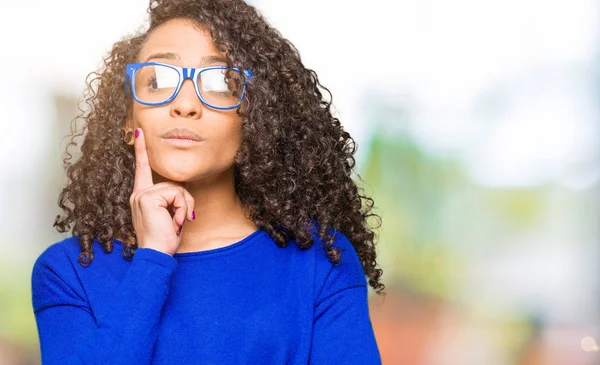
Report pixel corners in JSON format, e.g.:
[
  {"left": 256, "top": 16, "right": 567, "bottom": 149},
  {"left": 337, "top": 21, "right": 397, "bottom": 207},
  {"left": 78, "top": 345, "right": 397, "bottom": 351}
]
[{"left": 137, "top": 191, "right": 151, "bottom": 204}]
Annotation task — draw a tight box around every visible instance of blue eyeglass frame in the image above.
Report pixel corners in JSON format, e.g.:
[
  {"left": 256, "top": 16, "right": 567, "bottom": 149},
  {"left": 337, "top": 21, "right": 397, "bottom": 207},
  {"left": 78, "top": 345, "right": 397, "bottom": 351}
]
[{"left": 125, "top": 61, "right": 254, "bottom": 110}]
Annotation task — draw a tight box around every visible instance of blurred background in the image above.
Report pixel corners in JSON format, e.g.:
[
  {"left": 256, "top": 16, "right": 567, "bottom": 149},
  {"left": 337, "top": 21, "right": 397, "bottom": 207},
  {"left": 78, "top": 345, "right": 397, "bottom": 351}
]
[{"left": 0, "top": 0, "right": 598, "bottom": 364}]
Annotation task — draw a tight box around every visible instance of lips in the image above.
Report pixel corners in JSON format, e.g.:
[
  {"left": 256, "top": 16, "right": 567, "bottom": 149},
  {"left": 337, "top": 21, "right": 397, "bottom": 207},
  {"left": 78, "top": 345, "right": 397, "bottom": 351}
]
[{"left": 161, "top": 128, "right": 204, "bottom": 141}]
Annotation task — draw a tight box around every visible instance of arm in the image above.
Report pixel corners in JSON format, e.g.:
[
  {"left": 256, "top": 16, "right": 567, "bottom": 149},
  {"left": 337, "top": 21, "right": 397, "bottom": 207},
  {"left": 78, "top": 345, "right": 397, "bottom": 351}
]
[
  {"left": 31, "top": 246, "right": 177, "bottom": 365},
  {"left": 310, "top": 284, "right": 382, "bottom": 364},
  {"left": 310, "top": 230, "right": 382, "bottom": 364}
]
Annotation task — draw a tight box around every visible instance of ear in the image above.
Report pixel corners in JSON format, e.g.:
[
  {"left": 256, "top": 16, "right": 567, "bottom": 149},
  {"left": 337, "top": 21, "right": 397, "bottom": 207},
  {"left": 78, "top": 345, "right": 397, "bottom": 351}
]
[{"left": 123, "top": 119, "right": 135, "bottom": 146}]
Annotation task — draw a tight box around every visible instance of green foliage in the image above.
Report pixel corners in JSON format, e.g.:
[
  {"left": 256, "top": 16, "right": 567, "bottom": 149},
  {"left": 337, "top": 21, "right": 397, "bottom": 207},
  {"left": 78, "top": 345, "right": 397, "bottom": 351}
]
[
  {"left": 358, "top": 126, "right": 546, "bottom": 300},
  {"left": 359, "top": 128, "right": 465, "bottom": 298},
  {"left": 0, "top": 258, "right": 39, "bottom": 348}
]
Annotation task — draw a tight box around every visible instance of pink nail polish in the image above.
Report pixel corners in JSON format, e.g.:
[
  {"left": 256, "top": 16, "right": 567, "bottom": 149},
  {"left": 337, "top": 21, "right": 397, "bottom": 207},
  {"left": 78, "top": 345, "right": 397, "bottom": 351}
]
[
  {"left": 178, "top": 225, "right": 183, "bottom": 235},
  {"left": 192, "top": 210, "right": 196, "bottom": 220},
  {"left": 135, "top": 129, "right": 140, "bottom": 138}
]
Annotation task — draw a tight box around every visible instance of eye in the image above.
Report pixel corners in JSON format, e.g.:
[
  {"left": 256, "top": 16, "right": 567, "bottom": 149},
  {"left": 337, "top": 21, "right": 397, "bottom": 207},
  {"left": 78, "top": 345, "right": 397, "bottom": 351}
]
[{"left": 147, "top": 76, "right": 158, "bottom": 90}]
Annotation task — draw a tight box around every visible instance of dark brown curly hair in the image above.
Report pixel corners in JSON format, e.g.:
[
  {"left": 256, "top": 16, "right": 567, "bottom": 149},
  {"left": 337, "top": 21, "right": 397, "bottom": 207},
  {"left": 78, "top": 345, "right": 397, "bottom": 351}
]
[{"left": 54, "top": 0, "right": 384, "bottom": 295}]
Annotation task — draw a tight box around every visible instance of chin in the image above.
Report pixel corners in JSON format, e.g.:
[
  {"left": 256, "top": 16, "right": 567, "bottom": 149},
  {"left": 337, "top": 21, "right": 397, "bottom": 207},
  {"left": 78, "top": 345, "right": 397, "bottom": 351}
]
[
  {"left": 152, "top": 159, "right": 234, "bottom": 184},
  {"left": 152, "top": 165, "right": 199, "bottom": 184}
]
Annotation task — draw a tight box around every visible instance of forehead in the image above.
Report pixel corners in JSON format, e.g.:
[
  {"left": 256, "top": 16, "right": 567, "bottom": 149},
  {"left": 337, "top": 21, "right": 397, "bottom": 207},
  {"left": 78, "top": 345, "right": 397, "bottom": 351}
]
[{"left": 136, "top": 18, "right": 223, "bottom": 65}]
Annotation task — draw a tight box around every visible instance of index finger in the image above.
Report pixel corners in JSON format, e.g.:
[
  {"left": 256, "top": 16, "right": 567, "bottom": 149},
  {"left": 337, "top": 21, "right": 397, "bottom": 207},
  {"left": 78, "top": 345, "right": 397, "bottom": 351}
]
[{"left": 133, "top": 128, "right": 154, "bottom": 191}]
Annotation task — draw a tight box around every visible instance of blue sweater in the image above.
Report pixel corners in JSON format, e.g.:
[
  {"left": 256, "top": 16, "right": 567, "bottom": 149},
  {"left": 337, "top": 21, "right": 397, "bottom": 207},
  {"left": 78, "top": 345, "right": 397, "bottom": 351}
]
[{"left": 31, "top": 228, "right": 381, "bottom": 364}]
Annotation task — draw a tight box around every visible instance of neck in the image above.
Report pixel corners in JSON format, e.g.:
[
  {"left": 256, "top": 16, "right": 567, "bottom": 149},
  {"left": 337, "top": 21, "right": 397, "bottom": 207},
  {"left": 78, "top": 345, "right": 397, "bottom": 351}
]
[{"left": 158, "top": 166, "right": 258, "bottom": 253}]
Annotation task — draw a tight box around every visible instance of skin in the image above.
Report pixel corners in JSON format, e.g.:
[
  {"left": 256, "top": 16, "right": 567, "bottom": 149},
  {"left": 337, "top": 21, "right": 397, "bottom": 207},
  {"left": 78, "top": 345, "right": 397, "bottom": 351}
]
[{"left": 124, "top": 18, "right": 258, "bottom": 254}]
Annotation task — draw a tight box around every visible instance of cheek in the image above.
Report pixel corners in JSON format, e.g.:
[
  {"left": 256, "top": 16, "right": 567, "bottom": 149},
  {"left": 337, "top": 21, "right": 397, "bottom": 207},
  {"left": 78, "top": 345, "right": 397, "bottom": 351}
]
[
  {"left": 210, "top": 117, "right": 243, "bottom": 157},
  {"left": 132, "top": 106, "right": 163, "bottom": 130}
]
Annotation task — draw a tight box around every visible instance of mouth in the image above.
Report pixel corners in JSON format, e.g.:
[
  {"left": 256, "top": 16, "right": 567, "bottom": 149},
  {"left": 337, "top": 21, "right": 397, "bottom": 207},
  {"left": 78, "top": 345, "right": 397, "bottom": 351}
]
[
  {"left": 161, "top": 127, "right": 204, "bottom": 147},
  {"left": 162, "top": 138, "right": 203, "bottom": 147}
]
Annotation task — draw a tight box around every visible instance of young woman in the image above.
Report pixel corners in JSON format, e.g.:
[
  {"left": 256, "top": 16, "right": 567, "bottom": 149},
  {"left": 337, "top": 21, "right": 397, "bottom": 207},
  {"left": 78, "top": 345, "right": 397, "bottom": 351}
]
[{"left": 31, "top": 0, "right": 385, "bottom": 363}]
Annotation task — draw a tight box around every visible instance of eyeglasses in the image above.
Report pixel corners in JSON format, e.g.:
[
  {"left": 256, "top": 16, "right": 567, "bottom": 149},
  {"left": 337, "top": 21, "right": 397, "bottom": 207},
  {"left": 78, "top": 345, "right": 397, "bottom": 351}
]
[{"left": 125, "top": 62, "right": 253, "bottom": 110}]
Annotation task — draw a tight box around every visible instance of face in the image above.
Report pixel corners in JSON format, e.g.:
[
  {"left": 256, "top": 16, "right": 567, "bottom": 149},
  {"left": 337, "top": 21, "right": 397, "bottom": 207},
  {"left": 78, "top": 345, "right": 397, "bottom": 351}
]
[{"left": 126, "top": 18, "right": 243, "bottom": 183}]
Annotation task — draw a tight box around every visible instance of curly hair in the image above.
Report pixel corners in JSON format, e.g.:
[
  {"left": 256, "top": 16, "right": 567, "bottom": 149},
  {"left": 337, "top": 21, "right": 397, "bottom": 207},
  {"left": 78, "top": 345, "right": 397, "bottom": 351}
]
[{"left": 54, "top": 0, "right": 385, "bottom": 295}]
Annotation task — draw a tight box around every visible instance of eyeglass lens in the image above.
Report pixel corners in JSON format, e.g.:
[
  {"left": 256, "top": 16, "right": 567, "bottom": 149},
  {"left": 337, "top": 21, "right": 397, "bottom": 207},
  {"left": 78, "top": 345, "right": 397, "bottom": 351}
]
[{"left": 134, "top": 64, "right": 244, "bottom": 107}]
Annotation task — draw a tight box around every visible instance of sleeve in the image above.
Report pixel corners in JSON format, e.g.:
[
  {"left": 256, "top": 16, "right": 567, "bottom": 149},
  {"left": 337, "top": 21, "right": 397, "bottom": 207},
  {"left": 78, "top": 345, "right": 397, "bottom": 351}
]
[
  {"left": 31, "top": 245, "right": 177, "bottom": 365},
  {"left": 310, "top": 231, "right": 382, "bottom": 364}
]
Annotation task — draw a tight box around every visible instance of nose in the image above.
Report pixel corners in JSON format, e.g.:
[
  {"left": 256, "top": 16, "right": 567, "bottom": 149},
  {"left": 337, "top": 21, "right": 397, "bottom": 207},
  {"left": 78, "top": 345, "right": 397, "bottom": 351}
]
[{"left": 170, "top": 79, "right": 202, "bottom": 119}]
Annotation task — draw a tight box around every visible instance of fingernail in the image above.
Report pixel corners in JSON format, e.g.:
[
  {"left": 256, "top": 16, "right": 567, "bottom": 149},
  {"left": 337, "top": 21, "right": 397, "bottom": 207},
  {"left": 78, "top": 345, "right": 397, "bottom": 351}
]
[
  {"left": 178, "top": 225, "right": 183, "bottom": 235},
  {"left": 192, "top": 210, "right": 195, "bottom": 220},
  {"left": 135, "top": 129, "right": 140, "bottom": 138}
]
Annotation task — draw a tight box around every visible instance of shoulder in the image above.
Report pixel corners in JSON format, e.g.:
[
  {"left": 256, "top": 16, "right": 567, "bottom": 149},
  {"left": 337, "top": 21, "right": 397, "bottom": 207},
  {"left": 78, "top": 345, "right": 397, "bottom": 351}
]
[
  {"left": 31, "top": 236, "right": 90, "bottom": 312},
  {"left": 31, "top": 236, "right": 125, "bottom": 312},
  {"left": 312, "top": 227, "right": 368, "bottom": 304},
  {"left": 32, "top": 236, "right": 81, "bottom": 274},
  {"left": 32, "top": 234, "right": 110, "bottom": 270}
]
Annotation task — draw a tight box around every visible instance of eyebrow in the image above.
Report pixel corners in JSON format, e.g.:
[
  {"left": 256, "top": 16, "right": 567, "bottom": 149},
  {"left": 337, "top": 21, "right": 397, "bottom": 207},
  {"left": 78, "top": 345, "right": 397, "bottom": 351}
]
[{"left": 144, "top": 52, "right": 228, "bottom": 65}]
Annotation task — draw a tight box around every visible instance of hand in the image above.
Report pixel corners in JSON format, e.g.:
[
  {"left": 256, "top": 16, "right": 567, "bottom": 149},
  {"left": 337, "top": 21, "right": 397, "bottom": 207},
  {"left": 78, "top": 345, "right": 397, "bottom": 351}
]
[{"left": 129, "top": 128, "right": 195, "bottom": 256}]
